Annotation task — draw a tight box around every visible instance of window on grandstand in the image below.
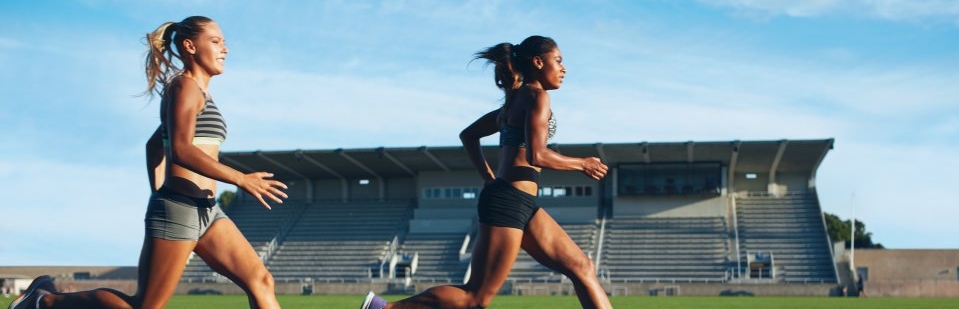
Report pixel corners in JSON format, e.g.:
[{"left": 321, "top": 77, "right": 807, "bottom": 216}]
[
  {"left": 422, "top": 187, "right": 481, "bottom": 199},
  {"left": 554, "top": 187, "right": 567, "bottom": 197},
  {"left": 617, "top": 162, "right": 722, "bottom": 196},
  {"left": 424, "top": 185, "right": 593, "bottom": 199},
  {"left": 745, "top": 173, "right": 757, "bottom": 179},
  {"left": 359, "top": 179, "right": 371, "bottom": 185},
  {"left": 538, "top": 185, "right": 593, "bottom": 198}
]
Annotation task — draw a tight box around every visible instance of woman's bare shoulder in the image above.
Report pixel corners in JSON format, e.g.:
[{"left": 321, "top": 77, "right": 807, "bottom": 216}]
[
  {"left": 524, "top": 87, "right": 550, "bottom": 110},
  {"left": 165, "top": 76, "right": 205, "bottom": 107}
]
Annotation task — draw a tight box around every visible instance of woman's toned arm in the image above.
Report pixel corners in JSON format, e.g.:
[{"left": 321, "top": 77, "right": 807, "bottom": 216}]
[
  {"left": 524, "top": 89, "right": 608, "bottom": 180},
  {"left": 459, "top": 109, "right": 500, "bottom": 185},
  {"left": 166, "top": 79, "right": 287, "bottom": 208},
  {"left": 146, "top": 126, "right": 166, "bottom": 192}
]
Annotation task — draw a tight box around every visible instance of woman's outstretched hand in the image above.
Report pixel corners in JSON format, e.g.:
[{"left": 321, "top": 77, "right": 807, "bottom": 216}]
[
  {"left": 237, "top": 172, "right": 288, "bottom": 210},
  {"left": 581, "top": 157, "right": 608, "bottom": 180}
]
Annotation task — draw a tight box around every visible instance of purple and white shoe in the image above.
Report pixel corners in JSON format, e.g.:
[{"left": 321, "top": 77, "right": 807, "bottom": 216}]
[
  {"left": 360, "top": 291, "right": 387, "bottom": 309},
  {"left": 8, "top": 275, "right": 55, "bottom": 309}
]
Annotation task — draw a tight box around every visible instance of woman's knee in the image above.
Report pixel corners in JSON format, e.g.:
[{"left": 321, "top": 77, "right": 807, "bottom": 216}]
[
  {"left": 452, "top": 285, "right": 496, "bottom": 309},
  {"left": 255, "top": 268, "right": 276, "bottom": 289},
  {"left": 465, "top": 291, "right": 495, "bottom": 309},
  {"left": 565, "top": 254, "right": 597, "bottom": 279},
  {"left": 241, "top": 266, "right": 275, "bottom": 292},
  {"left": 92, "top": 288, "right": 136, "bottom": 309}
]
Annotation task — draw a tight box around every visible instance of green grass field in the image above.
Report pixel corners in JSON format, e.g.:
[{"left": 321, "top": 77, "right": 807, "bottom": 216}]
[{"left": 3, "top": 294, "right": 957, "bottom": 309}]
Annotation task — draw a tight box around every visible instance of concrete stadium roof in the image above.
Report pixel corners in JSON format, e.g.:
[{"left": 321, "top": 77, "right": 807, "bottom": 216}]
[{"left": 220, "top": 139, "right": 834, "bottom": 181}]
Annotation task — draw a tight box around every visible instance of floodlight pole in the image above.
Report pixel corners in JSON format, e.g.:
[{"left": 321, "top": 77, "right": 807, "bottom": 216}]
[{"left": 850, "top": 192, "right": 857, "bottom": 280}]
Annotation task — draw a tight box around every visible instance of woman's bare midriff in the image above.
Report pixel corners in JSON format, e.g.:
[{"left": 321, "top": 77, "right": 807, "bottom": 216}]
[
  {"left": 164, "top": 144, "right": 219, "bottom": 199},
  {"left": 495, "top": 146, "right": 541, "bottom": 196}
]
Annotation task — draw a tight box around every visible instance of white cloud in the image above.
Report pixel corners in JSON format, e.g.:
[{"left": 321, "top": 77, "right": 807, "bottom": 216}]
[
  {"left": 701, "top": 0, "right": 959, "bottom": 23},
  {"left": 0, "top": 159, "right": 146, "bottom": 265},
  {"left": 864, "top": 0, "right": 959, "bottom": 22},
  {"left": 928, "top": 116, "right": 959, "bottom": 136},
  {"left": 212, "top": 67, "right": 498, "bottom": 150},
  {"left": 379, "top": 0, "right": 507, "bottom": 23},
  {"left": 0, "top": 37, "right": 24, "bottom": 49},
  {"left": 570, "top": 25, "right": 959, "bottom": 125},
  {"left": 817, "top": 141, "right": 959, "bottom": 248},
  {"left": 704, "top": 0, "right": 843, "bottom": 18}
]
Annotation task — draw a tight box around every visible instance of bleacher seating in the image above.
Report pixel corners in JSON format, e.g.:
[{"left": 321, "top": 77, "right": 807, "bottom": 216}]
[
  {"left": 508, "top": 221, "right": 599, "bottom": 282},
  {"left": 181, "top": 200, "right": 302, "bottom": 281},
  {"left": 735, "top": 194, "right": 837, "bottom": 283},
  {"left": 399, "top": 204, "right": 474, "bottom": 281},
  {"left": 183, "top": 193, "right": 836, "bottom": 286},
  {"left": 266, "top": 201, "right": 413, "bottom": 280},
  {"left": 601, "top": 216, "right": 730, "bottom": 282},
  {"left": 400, "top": 232, "right": 470, "bottom": 280}
]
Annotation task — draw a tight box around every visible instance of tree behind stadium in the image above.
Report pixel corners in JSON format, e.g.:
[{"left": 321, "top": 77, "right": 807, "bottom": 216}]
[{"left": 824, "top": 212, "right": 884, "bottom": 249}]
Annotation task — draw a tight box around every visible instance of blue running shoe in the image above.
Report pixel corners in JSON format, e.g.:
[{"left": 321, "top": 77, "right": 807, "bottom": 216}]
[
  {"left": 8, "top": 275, "right": 55, "bottom": 309},
  {"left": 360, "top": 291, "right": 387, "bottom": 309}
]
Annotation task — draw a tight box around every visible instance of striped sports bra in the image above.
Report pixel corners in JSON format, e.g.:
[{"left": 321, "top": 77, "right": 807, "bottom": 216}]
[
  {"left": 499, "top": 111, "right": 556, "bottom": 148},
  {"left": 160, "top": 77, "right": 228, "bottom": 147}
]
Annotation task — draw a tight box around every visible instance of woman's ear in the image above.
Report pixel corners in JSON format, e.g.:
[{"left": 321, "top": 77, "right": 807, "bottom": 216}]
[
  {"left": 532, "top": 55, "right": 544, "bottom": 70},
  {"left": 183, "top": 38, "right": 196, "bottom": 55}
]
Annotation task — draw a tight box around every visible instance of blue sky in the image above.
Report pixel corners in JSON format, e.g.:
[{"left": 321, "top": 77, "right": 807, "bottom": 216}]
[{"left": 1, "top": 0, "right": 957, "bottom": 265}]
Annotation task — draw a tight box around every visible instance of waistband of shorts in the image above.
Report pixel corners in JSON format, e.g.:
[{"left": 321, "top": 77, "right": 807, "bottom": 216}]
[
  {"left": 501, "top": 166, "right": 540, "bottom": 183},
  {"left": 156, "top": 186, "right": 216, "bottom": 208},
  {"left": 489, "top": 178, "right": 538, "bottom": 199}
]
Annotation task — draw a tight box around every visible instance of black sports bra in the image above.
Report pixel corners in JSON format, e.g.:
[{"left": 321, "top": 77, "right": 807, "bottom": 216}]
[{"left": 499, "top": 112, "right": 556, "bottom": 148}]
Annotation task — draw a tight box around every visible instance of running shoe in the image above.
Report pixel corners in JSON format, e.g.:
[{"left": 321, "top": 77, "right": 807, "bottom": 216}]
[
  {"left": 360, "top": 291, "right": 387, "bottom": 309},
  {"left": 8, "top": 275, "right": 55, "bottom": 309}
]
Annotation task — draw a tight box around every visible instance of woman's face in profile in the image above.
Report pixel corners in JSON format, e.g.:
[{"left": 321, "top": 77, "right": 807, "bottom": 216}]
[{"left": 537, "top": 47, "right": 566, "bottom": 90}]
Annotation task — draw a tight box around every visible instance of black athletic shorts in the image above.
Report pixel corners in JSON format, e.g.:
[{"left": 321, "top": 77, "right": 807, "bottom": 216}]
[{"left": 477, "top": 179, "right": 540, "bottom": 230}]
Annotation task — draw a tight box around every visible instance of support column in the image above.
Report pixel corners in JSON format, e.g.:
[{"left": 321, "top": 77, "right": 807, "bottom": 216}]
[{"left": 768, "top": 140, "right": 789, "bottom": 197}]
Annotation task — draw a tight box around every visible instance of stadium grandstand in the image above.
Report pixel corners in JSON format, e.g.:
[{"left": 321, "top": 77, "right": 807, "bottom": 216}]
[{"left": 181, "top": 139, "right": 841, "bottom": 295}]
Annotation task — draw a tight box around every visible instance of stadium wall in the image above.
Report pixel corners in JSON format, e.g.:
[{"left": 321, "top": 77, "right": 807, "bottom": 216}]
[
  {"left": 311, "top": 179, "right": 343, "bottom": 200},
  {"left": 861, "top": 280, "right": 959, "bottom": 297},
  {"left": 0, "top": 267, "right": 136, "bottom": 280},
  {"left": 538, "top": 170, "right": 604, "bottom": 208},
  {"left": 852, "top": 249, "right": 959, "bottom": 297},
  {"left": 408, "top": 218, "right": 471, "bottom": 234},
  {"left": 386, "top": 177, "right": 417, "bottom": 199},
  {"left": 733, "top": 172, "right": 768, "bottom": 193},
  {"left": 284, "top": 180, "right": 309, "bottom": 200},
  {"left": 366, "top": 281, "right": 838, "bottom": 297},
  {"left": 612, "top": 196, "right": 726, "bottom": 218},
  {"left": 562, "top": 282, "right": 835, "bottom": 297},
  {"left": 776, "top": 172, "right": 810, "bottom": 193},
  {"left": 418, "top": 171, "right": 483, "bottom": 208},
  {"left": 348, "top": 178, "right": 381, "bottom": 200},
  {"left": 23, "top": 279, "right": 842, "bottom": 297}
]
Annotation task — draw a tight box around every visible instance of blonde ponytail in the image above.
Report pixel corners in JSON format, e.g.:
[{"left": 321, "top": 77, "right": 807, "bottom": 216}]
[{"left": 142, "top": 22, "right": 179, "bottom": 98}]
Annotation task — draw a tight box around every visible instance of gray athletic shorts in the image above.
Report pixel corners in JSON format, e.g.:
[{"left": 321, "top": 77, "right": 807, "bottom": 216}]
[{"left": 144, "top": 187, "right": 228, "bottom": 241}]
